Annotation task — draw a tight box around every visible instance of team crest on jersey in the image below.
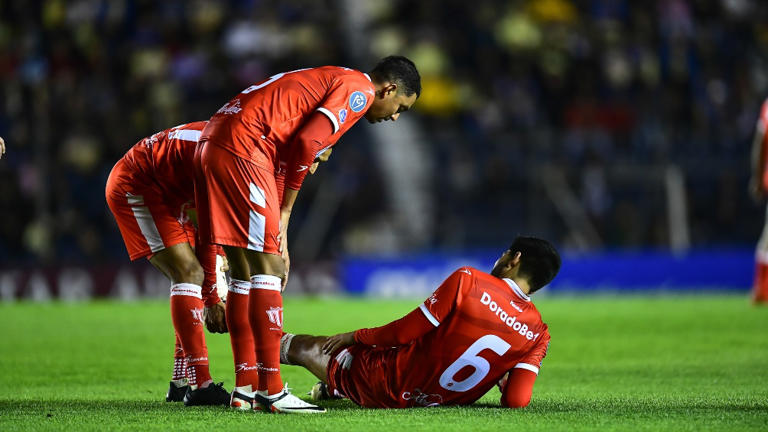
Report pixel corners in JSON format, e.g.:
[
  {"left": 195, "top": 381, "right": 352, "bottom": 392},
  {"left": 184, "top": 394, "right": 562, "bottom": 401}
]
[
  {"left": 349, "top": 91, "right": 367, "bottom": 112},
  {"left": 339, "top": 108, "right": 348, "bottom": 124}
]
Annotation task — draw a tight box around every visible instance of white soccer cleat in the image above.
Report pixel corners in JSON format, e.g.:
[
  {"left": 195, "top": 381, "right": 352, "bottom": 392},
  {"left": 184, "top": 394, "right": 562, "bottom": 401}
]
[
  {"left": 230, "top": 387, "right": 255, "bottom": 411},
  {"left": 256, "top": 384, "right": 326, "bottom": 414}
]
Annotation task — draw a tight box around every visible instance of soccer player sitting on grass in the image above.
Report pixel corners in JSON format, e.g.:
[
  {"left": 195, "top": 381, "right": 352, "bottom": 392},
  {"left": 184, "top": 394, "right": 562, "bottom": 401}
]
[
  {"left": 280, "top": 236, "right": 560, "bottom": 409},
  {"left": 105, "top": 121, "right": 231, "bottom": 406}
]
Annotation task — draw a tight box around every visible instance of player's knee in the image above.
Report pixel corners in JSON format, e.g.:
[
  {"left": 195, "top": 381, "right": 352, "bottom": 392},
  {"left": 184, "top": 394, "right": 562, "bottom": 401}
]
[
  {"left": 169, "top": 258, "right": 204, "bottom": 284},
  {"left": 246, "top": 251, "right": 284, "bottom": 277}
]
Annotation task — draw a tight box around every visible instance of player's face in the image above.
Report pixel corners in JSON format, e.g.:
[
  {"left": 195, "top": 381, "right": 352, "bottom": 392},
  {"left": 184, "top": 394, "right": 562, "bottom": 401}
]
[{"left": 365, "top": 86, "right": 417, "bottom": 124}]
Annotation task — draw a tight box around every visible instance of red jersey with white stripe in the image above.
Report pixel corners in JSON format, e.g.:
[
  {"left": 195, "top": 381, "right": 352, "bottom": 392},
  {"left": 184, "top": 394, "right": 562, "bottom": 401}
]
[
  {"left": 201, "top": 66, "right": 375, "bottom": 189},
  {"left": 758, "top": 99, "right": 768, "bottom": 189},
  {"left": 386, "top": 268, "right": 550, "bottom": 407},
  {"left": 121, "top": 122, "right": 207, "bottom": 209}
]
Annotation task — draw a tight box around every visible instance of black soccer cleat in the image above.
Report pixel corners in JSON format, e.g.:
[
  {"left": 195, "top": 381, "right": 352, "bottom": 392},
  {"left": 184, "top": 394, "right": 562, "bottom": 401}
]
[
  {"left": 183, "top": 382, "right": 230, "bottom": 406},
  {"left": 166, "top": 381, "right": 189, "bottom": 402}
]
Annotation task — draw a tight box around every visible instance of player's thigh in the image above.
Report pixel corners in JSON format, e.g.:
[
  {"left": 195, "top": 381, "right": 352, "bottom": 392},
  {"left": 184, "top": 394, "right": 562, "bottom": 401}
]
[
  {"left": 106, "top": 174, "right": 194, "bottom": 261},
  {"left": 327, "top": 345, "right": 400, "bottom": 408},
  {"left": 149, "top": 242, "right": 203, "bottom": 284},
  {"left": 198, "top": 144, "right": 280, "bottom": 254}
]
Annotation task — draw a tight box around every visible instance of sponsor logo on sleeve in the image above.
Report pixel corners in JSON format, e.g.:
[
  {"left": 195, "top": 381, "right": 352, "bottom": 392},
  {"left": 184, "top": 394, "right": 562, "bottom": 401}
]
[
  {"left": 349, "top": 91, "right": 367, "bottom": 112},
  {"left": 339, "top": 108, "right": 348, "bottom": 124}
]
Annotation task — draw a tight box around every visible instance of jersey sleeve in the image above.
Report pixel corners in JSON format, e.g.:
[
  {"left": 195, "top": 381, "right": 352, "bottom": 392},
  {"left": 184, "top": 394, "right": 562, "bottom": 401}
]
[
  {"left": 418, "top": 267, "right": 475, "bottom": 328},
  {"left": 499, "top": 329, "right": 550, "bottom": 408},
  {"left": 353, "top": 306, "right": 435, "bottom": 346},
  {"left": 315, "top": 74, "right": 375, "bottom": 146},
  {"left": 500, "top": 368, "right": 538, "bottom": 408},
  {"left": 282, "top": 111, "right": 334, "bottom": 190},
  {"left": 514, "top": 328, "right": 550, "bottom": 375}
]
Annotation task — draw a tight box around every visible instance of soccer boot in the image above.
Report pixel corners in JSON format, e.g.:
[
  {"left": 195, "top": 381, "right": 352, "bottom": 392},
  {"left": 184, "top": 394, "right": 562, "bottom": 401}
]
[
  {"left": 230, "top": 387, "right": 255, "bottom": 410},
  {"left": 255, "top": 384, "right": 326, "bottom": 414},
  {"left": 166, "top": 380, "right": 189, "bottom": 402},
  {"left": 183, "top": 382, "right": 230, "bottom": 406}
]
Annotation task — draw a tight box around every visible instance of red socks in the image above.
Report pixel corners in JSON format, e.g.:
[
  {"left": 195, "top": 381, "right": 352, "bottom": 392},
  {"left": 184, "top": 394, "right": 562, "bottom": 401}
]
[
  {"left": 753, "top": 258, "right": 768, "bottom": 304},
  {"left": 249, "top": 275, "right": 284, "bottom": 395},
  {"left": 170, "top": 283, "right": 211, "bottom": 387},
  {"left": 171, "top": 332, "right": 187, "bottom": 382},
  {"left": 227, "top": 279, "right": 259, "bottom": 388}
]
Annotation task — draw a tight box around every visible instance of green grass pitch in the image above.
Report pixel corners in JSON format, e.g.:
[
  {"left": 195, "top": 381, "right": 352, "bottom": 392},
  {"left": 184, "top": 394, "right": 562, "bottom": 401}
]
[{"left": 1, "top": 295, "right": 767, "bottom": 431}]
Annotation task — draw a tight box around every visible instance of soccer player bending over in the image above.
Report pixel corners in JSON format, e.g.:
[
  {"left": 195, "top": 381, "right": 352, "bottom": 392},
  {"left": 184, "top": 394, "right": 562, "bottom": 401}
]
[
  {"left": 195, "top": 56, "right": 421, "bottom": 413},
  {"left": 106, "top": 122, "right": 230, "bottom": 406},
  {"left": 281, "top": 236, "right": 560, "bottom": 409}
]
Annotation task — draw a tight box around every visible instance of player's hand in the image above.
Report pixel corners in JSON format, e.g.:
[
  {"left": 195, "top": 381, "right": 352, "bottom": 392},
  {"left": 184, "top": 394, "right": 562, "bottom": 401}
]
[
  {"left": 322, "top": 331, "right": 355, "bottom": 355},
  {"left": 281, "top": 247, "right": 290, "bottom": 291},
  {"left": 219, "top": 254, "right": 230, "bottom": 273},
  {"left": 204, "top": 301, "right": 227, "bottom": 333},
  {"left": 496, "top": 371, "right": 509, "bottom": 392},
  {"left": 0, "top": 136, "right": 5, "bottom": 160}
]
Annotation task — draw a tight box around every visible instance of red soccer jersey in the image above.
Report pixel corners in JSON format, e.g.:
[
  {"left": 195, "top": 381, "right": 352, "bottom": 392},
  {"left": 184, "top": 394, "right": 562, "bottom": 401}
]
[
  {"left": 121, "top": 121, "right": 207, "bottom": 210},
  {"left": 367, "top": 267, "right": 550, "bottom": 407},
  {"left": 201, "top": 66, "right": 375, "bottom": 189}
]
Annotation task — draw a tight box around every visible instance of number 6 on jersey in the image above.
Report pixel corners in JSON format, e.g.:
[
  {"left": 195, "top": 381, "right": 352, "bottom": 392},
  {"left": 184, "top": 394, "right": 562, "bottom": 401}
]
[{"left": 439, "top": 335, "right": 511, "bottom": 392}]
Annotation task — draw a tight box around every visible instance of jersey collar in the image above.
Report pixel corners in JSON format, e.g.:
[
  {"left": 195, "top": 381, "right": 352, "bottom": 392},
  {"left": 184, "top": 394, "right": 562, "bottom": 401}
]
[
  {"left": 503, "top": 278, "right": 530, "bottom": 302},
  {"left": 363, "top": 73, "right": 372, "bottom": 82}
]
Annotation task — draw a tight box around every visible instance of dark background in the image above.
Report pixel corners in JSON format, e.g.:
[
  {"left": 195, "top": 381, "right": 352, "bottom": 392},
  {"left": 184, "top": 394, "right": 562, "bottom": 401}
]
[{"left": 1, "top": 0, "right": 765, "bottom": 266}]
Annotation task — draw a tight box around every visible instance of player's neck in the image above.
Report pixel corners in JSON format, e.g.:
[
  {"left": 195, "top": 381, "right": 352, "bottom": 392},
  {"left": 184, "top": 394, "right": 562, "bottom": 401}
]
[{"left": 510, "top": 277, "right": 531, "bottom": 295}]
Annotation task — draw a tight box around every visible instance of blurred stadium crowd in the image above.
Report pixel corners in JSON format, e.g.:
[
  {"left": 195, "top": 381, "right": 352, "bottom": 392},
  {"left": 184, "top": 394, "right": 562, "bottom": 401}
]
[{"left": 1, "top": 0, "right": 766, "bottom": 264}]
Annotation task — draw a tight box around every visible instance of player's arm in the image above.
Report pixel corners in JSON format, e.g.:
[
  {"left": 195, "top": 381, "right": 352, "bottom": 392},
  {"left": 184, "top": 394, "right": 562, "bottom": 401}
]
[
  {"left": 322, "top": 268, "right": 470, "bottom": 354},
  {"left": 0, "top": 136, "right": 5, "bottom": 160},
  {"left": 187, "top": 208, "right": 226, "bottom": 333},
  {"left": 498, "top": 369, "right": 538, "bottom": 408},
  {"left": 277, "top": 112, "right": 335, "bottom": 286},
  {"left": 499, "top": 332, "right": 550, "bottom": 408}
]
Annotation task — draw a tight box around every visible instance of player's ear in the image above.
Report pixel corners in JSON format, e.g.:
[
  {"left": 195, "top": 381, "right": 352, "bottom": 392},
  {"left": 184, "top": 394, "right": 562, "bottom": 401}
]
[
  {"left": 382, "top": 82, "right": 397, "bottom": 97},
  {"left": 508, "top": 251, "right": 522, "bottom": 269}
]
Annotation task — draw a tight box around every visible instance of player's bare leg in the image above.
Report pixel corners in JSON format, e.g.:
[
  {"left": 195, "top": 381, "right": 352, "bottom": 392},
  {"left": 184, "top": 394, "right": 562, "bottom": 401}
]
[
  {"left": 149, "top": 242, "right": 229, "bottom": 405},
  {"left": 280, "top": 335, "right": 331, "bottom": 382},
  {"left": 280, "top": 334, "right": 342, "bottom": 402},
  {"left": 224, "top": 246, "right": 324, "bottom": 413}
]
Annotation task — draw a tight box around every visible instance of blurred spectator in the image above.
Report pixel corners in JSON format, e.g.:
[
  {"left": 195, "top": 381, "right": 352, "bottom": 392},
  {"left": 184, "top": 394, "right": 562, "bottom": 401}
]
[{"left": 0, "top": 0, "right": 766, "bottom": 265}]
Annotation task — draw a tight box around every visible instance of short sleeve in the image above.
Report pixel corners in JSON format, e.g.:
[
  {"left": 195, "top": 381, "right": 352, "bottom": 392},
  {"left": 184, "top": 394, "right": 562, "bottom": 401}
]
[
  {"left": 513, "top": 329, "right": 550, "bottom": 375},
  {"left": 418, "top": 267, "right": 475, "bottom": 327},
  {"left": 315, "top": 73, "right": 375, "bottom": 140}
]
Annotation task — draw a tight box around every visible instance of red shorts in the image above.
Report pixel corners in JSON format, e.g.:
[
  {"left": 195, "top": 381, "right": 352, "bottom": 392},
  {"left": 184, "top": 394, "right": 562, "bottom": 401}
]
[
  {"left": 194, "top": 141, "right": 280, "bottom": 254},
  {"left": 326, "top": 345, "right": 404, "bottom": 409},
  {"left": 106, "top": 159, "right": 196, "bottom": 260}
]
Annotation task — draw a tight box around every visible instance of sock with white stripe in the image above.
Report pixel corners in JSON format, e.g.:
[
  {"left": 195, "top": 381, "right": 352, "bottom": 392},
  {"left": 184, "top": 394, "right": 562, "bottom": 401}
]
[
  {"left": 170, "top": 283, "right": 211, "bottom": 388},
  {"left": 249, "top": 275, "right": 284, "bottom": 395},
  {"left": 226, "top": 278, "right": 259, "bottom": 387}
]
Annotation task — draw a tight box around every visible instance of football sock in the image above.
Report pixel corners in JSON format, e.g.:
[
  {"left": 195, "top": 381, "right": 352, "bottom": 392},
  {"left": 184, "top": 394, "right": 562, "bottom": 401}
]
[
  {"left": 753, "top": 259, "right": 768, "bottom": 303},
  {"left": 227, "top": 279, "right": 259, "bottom": 387},
  {"left": 171, "top": 332, "right": 188, "bottom": 382},
  {"left": 279, "top": 333, "right": 295, "bottom": 365},
  {"left": 170, "top": 283, "right": 212, "bottom": 388},
  {"left": 249, "top": 274, "right": 284, "bottom": 395}
]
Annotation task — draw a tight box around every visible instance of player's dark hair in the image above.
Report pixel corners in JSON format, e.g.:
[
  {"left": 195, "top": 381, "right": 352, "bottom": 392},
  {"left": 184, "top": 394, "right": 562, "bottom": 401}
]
[
  {"left": 370, "top": 55, "right": 421, "bottom": 97},
  {"left": 509, "top": 236, "right": 561, "bottom": 293}
]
